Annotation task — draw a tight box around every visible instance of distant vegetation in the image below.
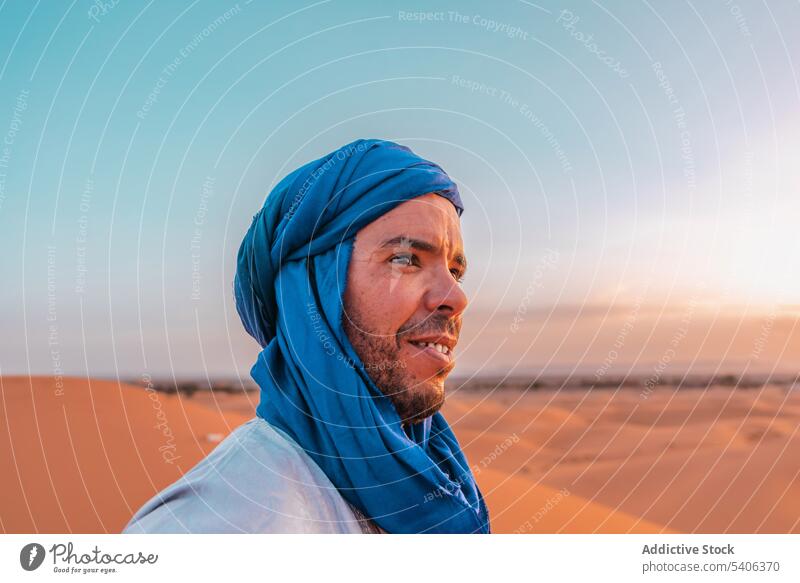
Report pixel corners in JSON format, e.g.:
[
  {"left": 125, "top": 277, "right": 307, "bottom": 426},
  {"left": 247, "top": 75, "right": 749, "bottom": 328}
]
[
  {"left": 129, "top": 373, "right": 799, "bottom": 396},
  {"left": 129, "top": 378, "right": 257, "bottom": 397},
  {"left": 447, "top": 373, "right": 800, "bottom": 392}
]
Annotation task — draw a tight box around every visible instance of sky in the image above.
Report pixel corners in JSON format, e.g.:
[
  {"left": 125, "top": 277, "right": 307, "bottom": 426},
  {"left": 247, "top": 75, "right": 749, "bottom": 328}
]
[{"left": 1, "top": 0, "right": 798, "bottom": 380}]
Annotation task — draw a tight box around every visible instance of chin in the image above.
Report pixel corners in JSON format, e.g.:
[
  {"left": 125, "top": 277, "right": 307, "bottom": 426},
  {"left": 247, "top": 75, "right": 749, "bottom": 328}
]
[{"left": 397, "top": 376, "right": 446, "bottom": 425}]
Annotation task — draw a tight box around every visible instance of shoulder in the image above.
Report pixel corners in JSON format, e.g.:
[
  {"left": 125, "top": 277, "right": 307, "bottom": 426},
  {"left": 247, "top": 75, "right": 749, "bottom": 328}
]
[{"left": 123, "top": 417, "right": 363, "bottom": 533}]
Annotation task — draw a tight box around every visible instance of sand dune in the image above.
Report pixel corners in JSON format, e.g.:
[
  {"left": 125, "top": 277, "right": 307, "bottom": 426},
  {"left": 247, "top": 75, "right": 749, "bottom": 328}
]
[
  {"left": 0, "top": 376, "right": 247, "bottom": 533},
  {"left": 1, "top": 376, "right": 798, "bottom": 533},
  {"left": 474, "top": 468, "right": 670, "bottom": 533},
  {"left": 441, "top": 386, "right": 800, "bottom": 533}
]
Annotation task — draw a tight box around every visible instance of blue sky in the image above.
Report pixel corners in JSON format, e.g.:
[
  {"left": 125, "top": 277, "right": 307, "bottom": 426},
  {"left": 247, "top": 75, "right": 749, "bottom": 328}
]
[{"left": 2, "top": 0, "right": 798, "bottom": 378}]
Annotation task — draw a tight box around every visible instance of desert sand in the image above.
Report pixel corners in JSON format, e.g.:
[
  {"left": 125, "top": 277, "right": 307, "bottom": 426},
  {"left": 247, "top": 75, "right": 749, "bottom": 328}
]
[
  {"left": 1, "top": 376, "right": 798, "bottom": 533},
  {"left": 442, "top": 385, "right": 800, "bottom": 533},
  {"left": 0, "top": 376, "right": 246, "bottom": 533}
]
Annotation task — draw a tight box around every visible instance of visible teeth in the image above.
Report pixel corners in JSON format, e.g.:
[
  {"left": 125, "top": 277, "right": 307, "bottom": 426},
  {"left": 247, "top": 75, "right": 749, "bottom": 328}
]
[{"left": 412, "top": 341, "right": 450, "bottom": 355}]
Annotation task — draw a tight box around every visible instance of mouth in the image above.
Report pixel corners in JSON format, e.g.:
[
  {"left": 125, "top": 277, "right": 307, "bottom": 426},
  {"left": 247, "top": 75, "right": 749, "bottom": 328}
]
[{"left": 405, "top": 336, "right": 456, "bottom": 366}]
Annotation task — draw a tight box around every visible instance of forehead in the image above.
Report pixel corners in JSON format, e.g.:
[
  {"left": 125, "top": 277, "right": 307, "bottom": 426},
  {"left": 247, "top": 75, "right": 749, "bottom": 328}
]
[{"left": 357, "top": 193, "right": 463, "bottom": 248}]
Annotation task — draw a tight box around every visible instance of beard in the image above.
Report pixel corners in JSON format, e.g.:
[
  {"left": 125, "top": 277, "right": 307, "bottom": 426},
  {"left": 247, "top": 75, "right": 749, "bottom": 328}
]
[{"left": 342, "top": 308, "right": 458, "bottom": 425}]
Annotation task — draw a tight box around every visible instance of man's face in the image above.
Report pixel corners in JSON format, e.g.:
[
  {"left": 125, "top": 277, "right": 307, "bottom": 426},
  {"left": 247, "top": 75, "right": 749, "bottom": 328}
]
[{"left": 342, "top": 193, "right": 468, "bottom": 425}]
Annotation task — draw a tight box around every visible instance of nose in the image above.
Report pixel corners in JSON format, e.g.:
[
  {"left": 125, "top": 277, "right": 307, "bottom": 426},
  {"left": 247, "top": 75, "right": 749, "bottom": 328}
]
[{"left": 423, "top": 264, "right": 468, "bottom": 317}]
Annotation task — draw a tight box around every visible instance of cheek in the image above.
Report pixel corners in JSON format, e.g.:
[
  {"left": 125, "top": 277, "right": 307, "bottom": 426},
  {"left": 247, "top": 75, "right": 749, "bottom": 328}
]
[
  {"left": 382, "top": 276, "right": 426, "bottom": 326},
  {"left": 350, "top": 272, "right": 423, "bottom": 334}
]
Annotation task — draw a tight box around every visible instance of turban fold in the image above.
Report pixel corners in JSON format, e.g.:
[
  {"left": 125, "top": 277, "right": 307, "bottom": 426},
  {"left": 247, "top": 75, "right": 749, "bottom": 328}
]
[{"left": 234, "top": 139, "right": 489, "bottom": 533}]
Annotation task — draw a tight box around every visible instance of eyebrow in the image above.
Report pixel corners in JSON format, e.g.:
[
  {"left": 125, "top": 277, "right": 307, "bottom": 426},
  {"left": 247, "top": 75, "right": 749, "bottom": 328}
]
[{"left": 379, "top": 235, "right": 468, "bottom": 272}]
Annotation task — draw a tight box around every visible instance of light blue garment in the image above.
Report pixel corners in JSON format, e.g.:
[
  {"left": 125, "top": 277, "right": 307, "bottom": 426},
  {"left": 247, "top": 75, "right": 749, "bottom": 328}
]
[{"left": 123, "top": 417, "right": 379, "bottom": 534}]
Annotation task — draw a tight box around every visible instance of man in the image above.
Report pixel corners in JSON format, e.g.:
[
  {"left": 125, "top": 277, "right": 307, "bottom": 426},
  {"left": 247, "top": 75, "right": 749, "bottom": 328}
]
[{"left": 123, "top": 139, "right": 489, "bottom": 534}]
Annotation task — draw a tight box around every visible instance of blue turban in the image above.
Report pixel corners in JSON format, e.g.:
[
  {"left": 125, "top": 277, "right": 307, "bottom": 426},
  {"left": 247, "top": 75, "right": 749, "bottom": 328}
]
[{"left": 234, "top": 139, "right": 490, "bottom": 533}]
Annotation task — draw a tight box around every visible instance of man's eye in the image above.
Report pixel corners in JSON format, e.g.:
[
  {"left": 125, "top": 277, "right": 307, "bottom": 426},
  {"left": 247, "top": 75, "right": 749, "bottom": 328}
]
[
  {"left": 390, "top": 254, "right": 416, "bottom": 266},
  {"left": 451, "top": 269, "right": 465, "bottom": 283}
]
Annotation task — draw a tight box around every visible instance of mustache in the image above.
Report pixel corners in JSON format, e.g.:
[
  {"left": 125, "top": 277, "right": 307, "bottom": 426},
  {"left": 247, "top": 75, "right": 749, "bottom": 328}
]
[{"left": 395, "top": 313, "right": 460, "bottom": 346}]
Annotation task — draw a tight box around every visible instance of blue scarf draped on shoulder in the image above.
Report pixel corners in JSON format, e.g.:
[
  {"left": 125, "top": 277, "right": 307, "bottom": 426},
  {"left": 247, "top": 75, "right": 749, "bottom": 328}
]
[{"left": 233, "top": 139, "right": 490, "bottom": 533}]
